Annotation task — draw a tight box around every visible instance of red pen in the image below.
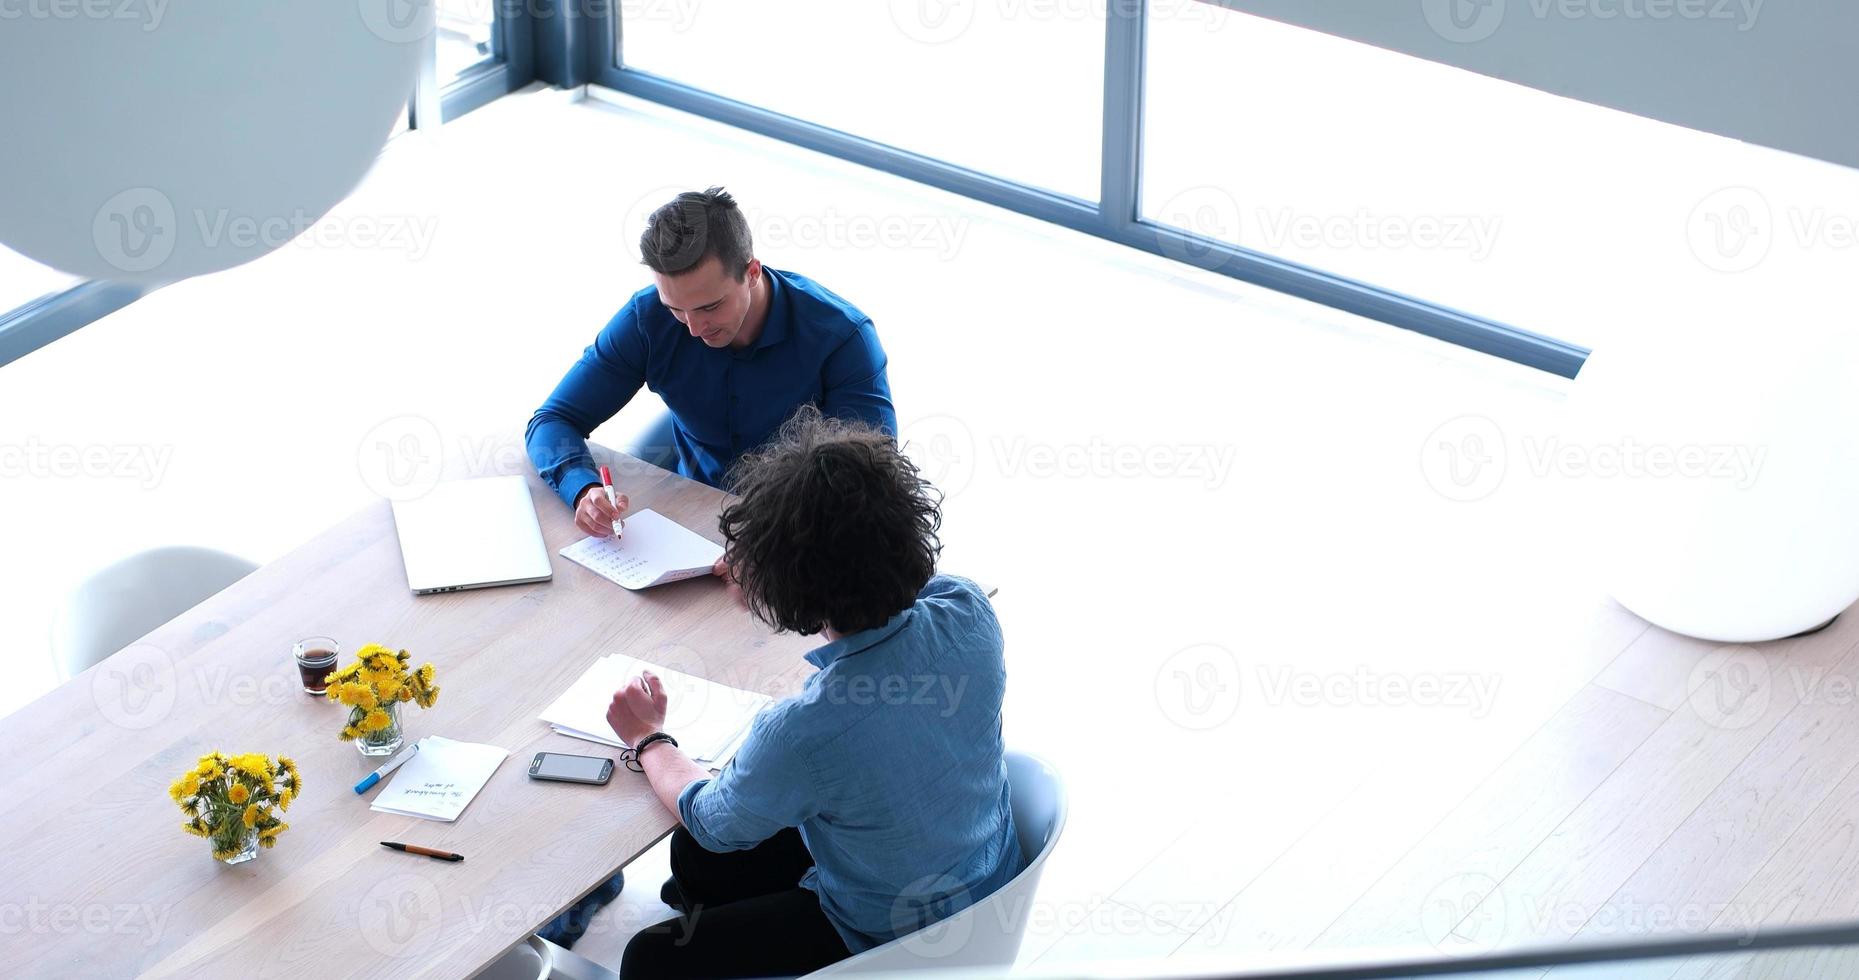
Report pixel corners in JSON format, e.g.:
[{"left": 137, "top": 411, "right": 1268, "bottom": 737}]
[{"left": 598, "top": 465, "right": 625, "bottom": 537}]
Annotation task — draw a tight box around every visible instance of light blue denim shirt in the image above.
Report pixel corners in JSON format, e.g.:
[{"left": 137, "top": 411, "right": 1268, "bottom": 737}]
[{"left": 677, "top": 575, "right": 1023, "bottom": 952}]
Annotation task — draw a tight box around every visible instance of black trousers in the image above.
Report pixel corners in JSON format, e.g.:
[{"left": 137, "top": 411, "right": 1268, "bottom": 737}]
[{"left": 621, "top": 826, "right": 853, "bottom": 979}]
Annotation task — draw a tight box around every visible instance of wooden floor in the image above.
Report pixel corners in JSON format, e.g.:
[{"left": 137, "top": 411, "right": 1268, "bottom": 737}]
[{"left": 4, "top": 85, "right": 1852, "bottom": 977}]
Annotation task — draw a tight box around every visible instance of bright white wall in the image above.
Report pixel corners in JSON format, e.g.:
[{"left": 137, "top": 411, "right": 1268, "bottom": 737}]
[{"left": 1217, "top": 0, "right": 1859, "bottom": 170}]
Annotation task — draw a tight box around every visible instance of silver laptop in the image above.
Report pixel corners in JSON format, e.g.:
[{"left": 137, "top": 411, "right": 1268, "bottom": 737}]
[{"left": 390, "top": 475, "right": 554, "bottom": 594}]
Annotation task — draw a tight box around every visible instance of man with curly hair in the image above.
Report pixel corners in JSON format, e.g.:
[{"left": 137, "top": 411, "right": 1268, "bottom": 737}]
[{"left": 603, "top": 406, "right": 1022, "bottom": 978}]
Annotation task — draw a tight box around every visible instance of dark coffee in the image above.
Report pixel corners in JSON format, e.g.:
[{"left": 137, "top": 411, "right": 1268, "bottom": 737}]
[{"left": 297, "top": 651, "right": 338, "bottom": 694}]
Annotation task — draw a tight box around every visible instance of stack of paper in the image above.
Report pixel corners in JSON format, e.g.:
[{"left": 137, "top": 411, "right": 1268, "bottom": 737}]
[
  {"left": 370, "top": 736, "right": 510, "bottom": 822},
  {"left": 559, "top": 510, "right": 724, "bottom": 590},
  {"left": 538, "top": 654, "right": 772, "bottom": 766}
]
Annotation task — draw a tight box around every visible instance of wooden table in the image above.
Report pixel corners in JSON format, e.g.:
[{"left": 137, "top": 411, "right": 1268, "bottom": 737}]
[{"left": 0, "top": 446, "right": 816, "bottom": 978}]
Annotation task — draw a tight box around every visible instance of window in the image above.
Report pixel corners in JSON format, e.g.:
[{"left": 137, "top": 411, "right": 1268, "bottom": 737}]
[
  {"left": 437, "top": 0, "right": 498, "bottom": 84},
  {"left": 1142, "top": 7, "right": 1857, "bottom": 351},
  {"left": 620, "top": 0, "right": 1104, "bottom": 201},
  {"left": 0, "top": 245, "right": 81, "bottom": 317}
]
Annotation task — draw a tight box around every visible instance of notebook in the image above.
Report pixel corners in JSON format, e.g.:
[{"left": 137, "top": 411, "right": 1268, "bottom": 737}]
[
  {"left": 538, "top": 653, "right": 772, "bottom": 766},
  {"left": 559, "top": 509, "right": 724, "bottom": 590},
  {"left": 370, "top": 736, "right": 509, "bottom": 822}
]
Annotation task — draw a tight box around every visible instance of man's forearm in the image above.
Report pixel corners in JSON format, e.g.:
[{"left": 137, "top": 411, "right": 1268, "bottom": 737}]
[
  {"left": 525, "top": 414, "right": 603, "bottom": 510},
  {"left": 638, "top": 740, "right": 710, "bottom": 822}
]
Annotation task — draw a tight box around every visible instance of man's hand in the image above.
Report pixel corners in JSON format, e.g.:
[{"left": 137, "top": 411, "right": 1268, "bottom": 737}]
[
  {"left": 574, "top": 483, "right": 629, "bottom": 538},
  {"left": 713, "top": 555, "right": 747, "bottom": 610},
  {"left": 607, "top": 671, "right": 669, "bottom": 747}
]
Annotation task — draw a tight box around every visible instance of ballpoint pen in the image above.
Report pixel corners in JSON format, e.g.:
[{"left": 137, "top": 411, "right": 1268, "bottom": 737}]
[
  {"left": 380, "top": 841, "right": 463, "bottom": 862},
  {"left": 599, "top": 465, "right": 625, "bottom": 538}
]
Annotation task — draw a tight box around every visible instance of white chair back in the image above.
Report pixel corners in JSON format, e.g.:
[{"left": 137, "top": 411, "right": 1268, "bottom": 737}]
[
  {"left": 481, "top": 935, "right": 553, "bottom": 980},
  {"left": 50, "top": 546, "right": 257, "bottom": 680},
  {"left": 810, "top": 750, "right": 1068, "bottom": 976}
]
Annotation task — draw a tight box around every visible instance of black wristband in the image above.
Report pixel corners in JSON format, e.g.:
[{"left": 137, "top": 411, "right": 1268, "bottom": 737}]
[{"left": 634, "top": 732, "right": 678, "bottom": 759}]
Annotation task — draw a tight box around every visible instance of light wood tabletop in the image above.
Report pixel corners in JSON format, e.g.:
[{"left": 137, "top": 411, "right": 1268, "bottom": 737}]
[{"left": 0, "top": 444, "right": 817, "bottom": 978}]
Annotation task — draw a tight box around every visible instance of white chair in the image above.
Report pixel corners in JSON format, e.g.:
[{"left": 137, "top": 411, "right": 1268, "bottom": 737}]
[
  {"left": 810, "top": 750, "right": 1069, "bottom": 976},
  {"left": 539, "top": 751, "right": 1066, "bottom": 980},
  {"left": 49, "top": 546, "right": 257, "bottom": 680},
  {"left": 481, "top": 936, "right": 553, "bottom": 980}
]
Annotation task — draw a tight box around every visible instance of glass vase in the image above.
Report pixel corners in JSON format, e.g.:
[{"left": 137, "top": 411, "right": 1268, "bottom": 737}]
[
  {"left": 217, "top": 827, "right": 260, "bottom": 866},
  {"left": 354, "top": 700, "right": 405, "bottom": 757}
]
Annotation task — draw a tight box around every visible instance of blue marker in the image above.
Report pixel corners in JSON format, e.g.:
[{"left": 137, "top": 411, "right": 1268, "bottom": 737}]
[{"left": 354, "top": 743, "right": 420, "bottom": 794}]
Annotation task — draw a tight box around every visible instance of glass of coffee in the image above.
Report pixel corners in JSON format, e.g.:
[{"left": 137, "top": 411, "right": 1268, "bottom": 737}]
[{"left": 293, "top": 637, "right": 341, "bottom": 694}]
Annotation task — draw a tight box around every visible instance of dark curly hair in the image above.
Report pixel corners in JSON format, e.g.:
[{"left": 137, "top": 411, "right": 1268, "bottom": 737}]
[
  {"left": 639, "top": 186, "right": 754, "bottom": 280},
  {"left": 719, "top": 406, "right": 941, "bottom": 636}
]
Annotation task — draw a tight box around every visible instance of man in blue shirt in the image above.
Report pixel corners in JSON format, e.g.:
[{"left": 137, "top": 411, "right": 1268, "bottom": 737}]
[
  {"left": 526, "top": 186, "right": 898, "bottom": 540},
  {"left": 604, "top": 407, "right": 1022, "bottom": 978}
]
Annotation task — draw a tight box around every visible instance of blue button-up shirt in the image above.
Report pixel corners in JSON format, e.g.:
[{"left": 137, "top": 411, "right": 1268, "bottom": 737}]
[
  {"left": 526, "top": 268, "right": 897, "bottom": 506},
  {"left": 678, "top": 575, "right": 1023, "bottom": 953}
]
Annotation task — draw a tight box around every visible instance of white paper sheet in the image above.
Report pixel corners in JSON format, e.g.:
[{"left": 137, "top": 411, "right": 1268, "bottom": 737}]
[
  {"left": 370, "top": 736, "right": 510, "bottom": 822},
  {"left": 558, "top": 510, "right": 724, "bottom": 590},
  {"left": 538, "top": 654, "right": 771, "bottom": 765}
]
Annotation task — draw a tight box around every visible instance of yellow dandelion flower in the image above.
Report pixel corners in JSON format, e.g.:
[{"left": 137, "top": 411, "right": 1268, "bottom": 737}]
[
  {"left": 242, "top": 803, "right": 262, "bottom": 828},
  {"left": 360, "top": 709, "right": 391, "bottom": 733},
  {"left": 259, "top": 822, "right": 287, "bottom": 841},
  {"left": 339, "top": 726, "right": 360, "bottom": 740},
  {"left": 228, "top": 783, "right": 250, "bottom": 805},
  {"left": 181, "top": 773, "right": 201, "bottom": 797},
  {"left": 228, "top": 754, "right": 271, "bottom": 781},
  {"left": 181, "top": 819, "right": 209, "bottom": 838}
]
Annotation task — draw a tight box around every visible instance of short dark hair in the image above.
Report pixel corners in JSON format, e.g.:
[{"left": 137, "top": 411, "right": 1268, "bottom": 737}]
[
  {"left": 719, "top": 406, "right": 941, "bottom": 636},
  {"left": 638, "top": 186, "right": 753, "bottom": 279}
]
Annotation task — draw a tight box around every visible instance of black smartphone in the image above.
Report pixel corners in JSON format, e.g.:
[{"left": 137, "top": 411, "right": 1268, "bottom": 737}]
[{"left": 529, "top": 751, "right": 614, "bottom": 785}]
